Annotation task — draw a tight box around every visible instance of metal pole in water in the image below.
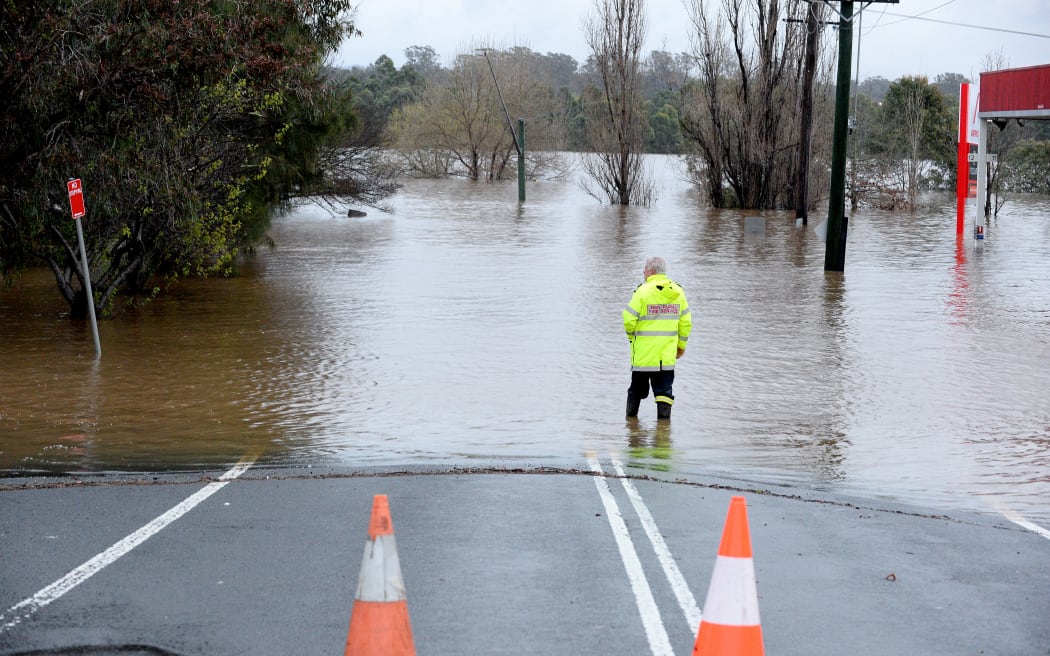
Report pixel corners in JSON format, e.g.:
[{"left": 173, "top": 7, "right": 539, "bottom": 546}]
[
  {"left": 67, "top": 178, "right": 101, "bottom": 358},
  {"left": 74, "top": 211, "right": 101, "bottom": 359},
  {"left": 479, "top": 49, "right": 525, "bottom": 203},
  {"left": 517, "top": 118, "right": 526, "bottom": 203}
]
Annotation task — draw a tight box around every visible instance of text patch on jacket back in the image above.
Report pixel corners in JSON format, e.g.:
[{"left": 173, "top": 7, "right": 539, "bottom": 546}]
[{"left": 647, "top": 304, "right": 680, "bottom": 316}]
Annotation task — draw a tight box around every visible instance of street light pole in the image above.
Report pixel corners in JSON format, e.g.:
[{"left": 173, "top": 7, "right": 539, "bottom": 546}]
[
  {"left": 479, "top": 49, "right": 525, "bottom": 202},
  {"left": 517, "top": 118, "right": 525, "bottom": 203}
]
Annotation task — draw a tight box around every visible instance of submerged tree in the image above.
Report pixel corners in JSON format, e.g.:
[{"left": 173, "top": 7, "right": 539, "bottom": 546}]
[
  {"left": 680, "top": 0, "right": 829, "bottom": 210},
  {"left": 0, "top": 0, "right": 377, "bottom": 317},
  {"left": 1002, "top": 140, "right": 1050, "bottom": 194},
  {"left": 867, "top": 76, "right": 955, "bottom": 206},
  {"left": 794, "top": 0, "right": 828, "bottom": 221},
  {"left": 389, "top": 46, "right": 567, "bottom": 181},
  {"left": 580, "top": 0, "right": 654, "bottom": 206}
]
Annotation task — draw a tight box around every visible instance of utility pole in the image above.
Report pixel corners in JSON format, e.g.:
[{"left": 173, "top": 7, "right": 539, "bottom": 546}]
[
  {"left": 824, "top": 0, "right": 853, "bottom": 272},
  {"left": 479, "top": 49, "right": 526, "bottom": 202},
  {"left": 822, "top": 0, "right": 898, "bottom": 271}
]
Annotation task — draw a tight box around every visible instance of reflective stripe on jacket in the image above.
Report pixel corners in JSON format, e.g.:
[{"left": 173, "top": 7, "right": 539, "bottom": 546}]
[{"left": 622, "top": 274, "right": 692, "bottom": 371}]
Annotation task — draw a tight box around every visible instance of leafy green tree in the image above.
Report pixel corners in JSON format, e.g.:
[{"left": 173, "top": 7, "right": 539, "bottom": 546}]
[
  {"left": 341, "top": 56, "right": 425, "bottom": 151},
  {"left": 868, "top": 76, "right": 955, "bottom": 203},
  {"left": 1001, "top": 140, "right": 1050, "bottom": 194},
  {"left": 0, "top": 0, "right": 365, "bottom": 317},
  {"left": 536, "top": 53, "right": 582, "bottom": 93},
  {"left": 642, "top": 50, "right": 691, "bottom": 97},
  {"left": 933, "top": 72, "right": 969, "bottom": 111},
  {"left": 404, "top": 46, "right": 444, "bottom": 82},
  {"left": 857, "top": 76, "right": 892, "bottom": 103},
  {"left": 559, "top": 88, "right": 590, "bottom": 151},
  {"left": 645, "top": 90, "right": 684, "bottom": 154},
  {"left": 355, "top": 56, "right": 425, "bottom": 111}
]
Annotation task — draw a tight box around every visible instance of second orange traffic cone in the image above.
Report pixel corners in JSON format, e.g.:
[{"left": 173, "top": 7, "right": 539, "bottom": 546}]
[
  {"left": 344, "top": 494, "right": 416, "bottom": 656},
  {"left": 692, "top": 495, "right": 764, "bottom": 656}
]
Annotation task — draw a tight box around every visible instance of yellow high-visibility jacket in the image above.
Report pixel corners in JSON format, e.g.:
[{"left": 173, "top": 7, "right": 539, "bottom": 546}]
[{"left": 622, "top": 274, "right": 692, "bottom": 371}]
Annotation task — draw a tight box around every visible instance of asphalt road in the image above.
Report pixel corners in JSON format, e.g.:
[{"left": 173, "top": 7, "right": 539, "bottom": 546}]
[{"left": 2, "top": 458, "right": 1049, "bottom": 656}]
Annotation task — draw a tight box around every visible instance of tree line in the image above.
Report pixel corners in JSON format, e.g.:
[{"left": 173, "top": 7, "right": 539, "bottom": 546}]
[
  {"left": 350, "top": 48, "right": 1048, "bottom": 200},
  {"left": 3, "top": 0, "right": 1048, "bottom": 317},
  {"left": 342, "top": 3, "right": 1048, "bottom": 213}
]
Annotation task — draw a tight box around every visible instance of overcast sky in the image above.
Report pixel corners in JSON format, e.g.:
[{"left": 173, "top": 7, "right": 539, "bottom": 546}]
[{"left": 334, "top": 0, "right": 1050, "bottom": 83}]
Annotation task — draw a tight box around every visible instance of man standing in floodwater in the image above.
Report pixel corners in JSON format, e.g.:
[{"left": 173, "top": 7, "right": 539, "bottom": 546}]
[{"left": 622, "top": 256, "right": 692, "bottom": 420}]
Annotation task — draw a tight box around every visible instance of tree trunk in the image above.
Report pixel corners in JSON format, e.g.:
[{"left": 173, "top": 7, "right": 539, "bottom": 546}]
[
  {"left": 795, "top": 2, "right": 820, "bottom": 222},
  {"left": 582, "top": 0, "right": 652, "bottom": 206},
  {"left": 70, "top": 289, "right": 89, "bottom": 320}
]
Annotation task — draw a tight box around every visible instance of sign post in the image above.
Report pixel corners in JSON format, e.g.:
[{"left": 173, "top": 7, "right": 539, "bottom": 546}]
[{"left": 68, "top": 178, "right": 101, "bottom": 359}]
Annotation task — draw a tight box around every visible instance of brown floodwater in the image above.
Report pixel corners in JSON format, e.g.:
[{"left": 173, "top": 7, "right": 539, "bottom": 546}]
[{"left": 2, "top": 156, "right": 1048, "bottom": 525}]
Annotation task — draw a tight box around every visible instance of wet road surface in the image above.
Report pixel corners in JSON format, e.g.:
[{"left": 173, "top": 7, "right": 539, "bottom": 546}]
[{"left": 2, "top": 461, "right": 1048, "bottom": 655}]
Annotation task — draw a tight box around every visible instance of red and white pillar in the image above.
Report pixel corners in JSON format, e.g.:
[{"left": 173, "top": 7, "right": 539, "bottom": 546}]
[{"left": 957, "top": 83, "right": 982, "bottom": 238}]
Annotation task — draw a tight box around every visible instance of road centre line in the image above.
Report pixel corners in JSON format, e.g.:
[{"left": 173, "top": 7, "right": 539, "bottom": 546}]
[
  {"left": 588, "top": 456, "right": 674, "bottom": 656},
  {"left": 0, "top": 456, "right": 256, "bottom": 634},
  {"left": 610, "top": 457, "right": 703, "bottom": 633}
]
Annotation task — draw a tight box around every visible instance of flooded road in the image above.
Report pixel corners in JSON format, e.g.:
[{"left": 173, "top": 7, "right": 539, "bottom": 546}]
[{"left": 2, "top": 156, "right": 1048, "bottom": 525}]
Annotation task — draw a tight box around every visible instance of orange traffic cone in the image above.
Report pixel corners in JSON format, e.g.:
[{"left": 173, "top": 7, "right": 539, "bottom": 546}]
[
  {"left": 692, "top": 495, "right": 764, "bottom": 656},
  {"left": 344, "top": 495, "right": 416, "bottom": 656}
]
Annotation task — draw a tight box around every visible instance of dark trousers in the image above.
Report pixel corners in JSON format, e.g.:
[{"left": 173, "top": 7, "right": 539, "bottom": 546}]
[{"left": 628, "top": 370, "right": 675, "bottom": 404}]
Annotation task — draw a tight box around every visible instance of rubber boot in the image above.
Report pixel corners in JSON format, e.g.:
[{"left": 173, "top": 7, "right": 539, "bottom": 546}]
[
  {"left": 626, "top": 396, "right": 641, "bottom": 418},
  {"left": 656, "top": 401, "right": 672, "bottom": 419}
]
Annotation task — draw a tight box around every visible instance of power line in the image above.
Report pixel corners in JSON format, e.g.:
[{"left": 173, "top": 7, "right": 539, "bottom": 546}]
[
  {"left": 860, "top": 0, "right": 956, "bottom": 32},
  {"left": 871, "top": 11, "right": 1050, "bottom": 40}
]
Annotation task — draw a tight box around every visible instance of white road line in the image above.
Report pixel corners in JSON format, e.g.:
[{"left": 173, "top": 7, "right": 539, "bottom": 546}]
[
  {"left": 0, "top": 457, "right": 256, "bottom": 634},
  {"left": 588, "top": 456, "right": 674, "bottom": 656},
  {"left": 611, "top": 458, "right": 703, "bottom": 633},
  {"left": 1000, "top": 510, "right": 1050, "bottom": 541},
  {"left": 989, "top": 498, "right": 1050, "bottom": 541}
]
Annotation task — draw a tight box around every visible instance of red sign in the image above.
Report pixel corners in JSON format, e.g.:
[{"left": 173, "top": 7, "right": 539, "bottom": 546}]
[{"left": 67, "top": 178, "right": 85, "bottom": 219}]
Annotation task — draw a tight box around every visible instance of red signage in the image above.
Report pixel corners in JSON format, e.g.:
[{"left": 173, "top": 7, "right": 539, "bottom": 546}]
[
  {"left": 980, "top": 64, "right": 1050, "bottom": 113},
  {"left": 67, "top": 178, "right": 85, "bottom": 219}
]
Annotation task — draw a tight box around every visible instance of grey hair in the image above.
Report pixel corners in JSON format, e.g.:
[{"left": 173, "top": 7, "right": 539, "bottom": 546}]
[{"left": 645, "top": 256, "right": 667, "bottom": 275}]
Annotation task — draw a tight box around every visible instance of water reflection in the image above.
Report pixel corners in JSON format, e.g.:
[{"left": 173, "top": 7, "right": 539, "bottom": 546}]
[
  {"left": 1, "top": 160, "right": 1048, "bottom": 526},
  {"left": 947, "top": 234, "right": 970, "bottom": 325},
  {"left": 625, "top": 418, "right": 674, "bottom": 473}
]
